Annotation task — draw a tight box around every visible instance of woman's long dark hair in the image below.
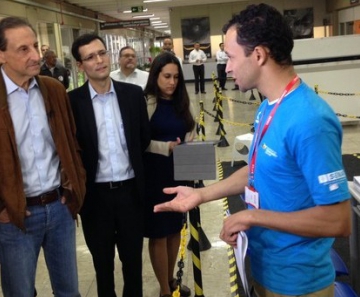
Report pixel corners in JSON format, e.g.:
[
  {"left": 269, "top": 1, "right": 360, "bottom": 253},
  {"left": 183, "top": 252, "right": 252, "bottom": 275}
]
[{"left": 144, "top": 52, "right": 195, "bottom": 132}]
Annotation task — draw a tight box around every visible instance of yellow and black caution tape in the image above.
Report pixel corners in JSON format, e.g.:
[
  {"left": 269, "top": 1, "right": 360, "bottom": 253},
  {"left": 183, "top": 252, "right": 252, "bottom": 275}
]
[
  {"left": 217, "top": 160, "right": 241, "bottom": 297},
  {"left": 314, "top": 85, "right": 360, "bottom": 119},
  {"left": 198, "top": 101, "right": 206, "bottom": 141},
  {"left": 221, "top": 95, "right": 261, "bottom": 106},
  {"left": 203, "top": 108, "right": 253, "bottom": 128},
  {"left": 317, "top": 90, "right": 360, "bottom": 97},
  {"left": 335, "top": 113, "right": 360, "bottom": 119}
]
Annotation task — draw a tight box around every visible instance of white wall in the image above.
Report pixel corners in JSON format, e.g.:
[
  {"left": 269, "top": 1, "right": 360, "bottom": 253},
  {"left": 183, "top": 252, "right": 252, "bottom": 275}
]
[
  {"left": 292, "top": 34, "right": 360, "bottom": 124},
  {"left": 292, "top": 34, "right": 360, "bottom": 60}
]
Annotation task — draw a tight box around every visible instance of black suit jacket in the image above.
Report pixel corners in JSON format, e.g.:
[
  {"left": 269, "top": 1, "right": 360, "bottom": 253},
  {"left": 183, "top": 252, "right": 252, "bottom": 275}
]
[
  {"left": 68, "top": 79, "right": 151, "bottom": 214},
  {"left": 40, "top": 64, "right": 70, "bottom": 89}
]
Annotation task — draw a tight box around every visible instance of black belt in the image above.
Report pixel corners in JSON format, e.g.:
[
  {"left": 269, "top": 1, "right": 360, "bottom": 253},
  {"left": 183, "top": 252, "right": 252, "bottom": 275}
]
[
  {"left": 26, "top": 189, "right": 59, "bottom": 206},
  {"left": 95, "top": 178, "right": 134, "bottom": 190}
]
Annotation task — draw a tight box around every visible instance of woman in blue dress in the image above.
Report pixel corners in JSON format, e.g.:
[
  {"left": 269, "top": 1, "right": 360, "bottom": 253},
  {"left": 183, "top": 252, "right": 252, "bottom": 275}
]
[{"left": 144, "top": 52, "right": 196, "bottom": 297}]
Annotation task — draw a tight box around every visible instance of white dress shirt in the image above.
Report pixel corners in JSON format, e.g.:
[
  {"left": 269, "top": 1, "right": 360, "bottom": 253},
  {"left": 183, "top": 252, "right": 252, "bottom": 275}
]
[
  {"left": 188, "top": 49, "right": 207, "bottom": 65},
  {"left": 3, "top": 67, "right": 60, "bottom": 196},
  {"left": 89, "top": 81, "right": 135, "bottom": 182},
  {"left": 110, "top": 68, "right": 149, "bottom": 90},
  {"left": 216, "top": 50, "right": 229, "bottom": 64}
]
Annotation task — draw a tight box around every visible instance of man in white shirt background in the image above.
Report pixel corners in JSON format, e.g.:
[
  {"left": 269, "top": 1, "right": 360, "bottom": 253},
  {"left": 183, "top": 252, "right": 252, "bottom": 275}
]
[
  {"left": 162, "top": 37, "right": 183, "bottom": 67},
  {"left": 188, "top": 42, "right": 207, "bottom": 94},
  {"left": 216, "top": 42, "right": 228, "bottom": 91},
  {"left": 110, "top": 46, "right": 149, "bottom": 90}
]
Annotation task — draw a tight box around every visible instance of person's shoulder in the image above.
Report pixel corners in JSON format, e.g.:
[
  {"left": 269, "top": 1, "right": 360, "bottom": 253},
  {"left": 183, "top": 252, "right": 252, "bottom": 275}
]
[
  {"left": 146, "top": 94, "right": 156, "bottom": 104},
  {"left": 110, "top": 69, "right": 120, "bottom": 77},
  {"left": 112, "top": 79, "right": 142, "bottom": 92},
  {"left": 68, "top": 82, "right": 87, "bottom": 97},
  {"left": 38, "top": 75, "right": 63, "bottom": 89},
  {"left": 135, "top": 68, "right": 149, "bottom": 77},
  {"left": 39, "top": 64, "right": 48, "bottom": 73},
  {"left": 56, "top": 64, "right": 67, "bottom": 71}
]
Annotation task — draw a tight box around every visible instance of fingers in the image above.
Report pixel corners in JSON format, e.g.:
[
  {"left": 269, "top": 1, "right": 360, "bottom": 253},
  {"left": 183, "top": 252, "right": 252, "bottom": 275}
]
[
  {"left": 163, "top": 187, "right": 177, "bottom": 194},
  {"left": 61, "top": 196, "right": 66, "bottom": 204},
  {"left": 154, "top": 202, "right": 172, "bottom": 213},
  {"left": 0, "top": 209, "right": 10, "bottom": 223},
  {"left": 220, "top": 228, "right": 238, "bottom": 247}
]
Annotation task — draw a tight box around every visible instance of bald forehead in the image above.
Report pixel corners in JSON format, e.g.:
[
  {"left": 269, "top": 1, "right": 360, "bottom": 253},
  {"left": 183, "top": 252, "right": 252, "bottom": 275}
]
[{"left": 121, "top": 48, "right": 135, "bottom": 55}]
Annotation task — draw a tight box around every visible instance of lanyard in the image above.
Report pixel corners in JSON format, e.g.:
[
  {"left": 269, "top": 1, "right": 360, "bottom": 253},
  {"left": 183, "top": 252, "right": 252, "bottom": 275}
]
[{"left": 249, "top": 76, "right": 299, "bottom": 187}]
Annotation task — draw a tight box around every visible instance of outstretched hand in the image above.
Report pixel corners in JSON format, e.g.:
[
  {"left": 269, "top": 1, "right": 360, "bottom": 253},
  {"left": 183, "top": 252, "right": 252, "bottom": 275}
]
[{"left": 154, "top": 186, "right": 202, "bottom": 213}]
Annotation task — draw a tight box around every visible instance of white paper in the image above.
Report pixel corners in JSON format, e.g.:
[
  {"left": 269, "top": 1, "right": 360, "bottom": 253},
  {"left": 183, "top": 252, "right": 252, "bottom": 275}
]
[
  {"left": 234, "top": 231, "right": 251, "bottom": 297},
  {"left": 354, "top": 176, "right": 360, "bottom": 193},
  {"left": 225, "top": 209, "right": 251, "bottom": 297}
]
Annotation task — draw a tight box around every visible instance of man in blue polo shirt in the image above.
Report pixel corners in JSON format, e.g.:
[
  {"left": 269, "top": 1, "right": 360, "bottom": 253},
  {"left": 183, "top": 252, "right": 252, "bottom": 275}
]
[{"left": 154, "top": 3, "right": 350, "bottom": 296}]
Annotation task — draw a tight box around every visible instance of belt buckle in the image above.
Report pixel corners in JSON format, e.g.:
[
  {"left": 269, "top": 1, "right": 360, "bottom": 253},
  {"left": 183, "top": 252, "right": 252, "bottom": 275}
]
[
  {"left": 40, "top": 194, "right": 48, "bottom": 205},
  {"left": 109, "top": 181, "right": 119, "bottom": 189}
]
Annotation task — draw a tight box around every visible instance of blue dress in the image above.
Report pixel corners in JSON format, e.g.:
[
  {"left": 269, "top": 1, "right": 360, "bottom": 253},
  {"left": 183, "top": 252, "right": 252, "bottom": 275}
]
[{"left": 144, "top": 98, "right": 190, "bottom": 238}]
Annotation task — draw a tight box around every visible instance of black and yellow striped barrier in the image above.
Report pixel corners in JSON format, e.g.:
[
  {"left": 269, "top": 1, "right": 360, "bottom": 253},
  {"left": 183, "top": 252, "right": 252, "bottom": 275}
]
[
  {"left": 217, "top": 160, "right": 241, "bottom": 297},
  {"left": 198, "top": 101, "right": 206, "bottom": 142}
]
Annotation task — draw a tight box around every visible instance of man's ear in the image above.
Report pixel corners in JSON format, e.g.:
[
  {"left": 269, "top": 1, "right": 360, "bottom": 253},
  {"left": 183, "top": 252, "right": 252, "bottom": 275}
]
[
  {"left": 0, "top": 51, "right": 6, "bottom": 64},
  {"left": 253, "top": 46, "right": 270, "bottom": 66},
  {"left": 76, "top": 61, "right": 84, "bottom": 72}
]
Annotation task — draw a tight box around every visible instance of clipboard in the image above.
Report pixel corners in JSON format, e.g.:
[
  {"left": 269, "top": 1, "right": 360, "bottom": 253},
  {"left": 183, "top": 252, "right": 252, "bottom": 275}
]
[{"left": 173, "top": 140, "right": 219, "bottom": 181}]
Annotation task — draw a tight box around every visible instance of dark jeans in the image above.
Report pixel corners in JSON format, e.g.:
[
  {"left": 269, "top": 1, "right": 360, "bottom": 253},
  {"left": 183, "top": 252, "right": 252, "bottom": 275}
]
[
  {"left": 217, "top": 64, "right": 227, "bottom": 88},
  {"left": 193, "top": 64, "right": 205, "bottom": 92},
  {"left": 0, "top": 199, "right": 79, "bottom": 297},
  {"left": 81, "top": 180, "right": 144, "bottom": 297}
]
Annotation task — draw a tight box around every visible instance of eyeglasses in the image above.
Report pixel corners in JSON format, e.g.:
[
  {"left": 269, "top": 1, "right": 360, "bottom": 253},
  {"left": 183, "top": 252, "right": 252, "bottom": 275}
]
[
  {"left": 81, "top": 50, "right": 109, "bottom": 62},
  {"left": 121, "top": 54, "right": 136, "bottom": 59}
]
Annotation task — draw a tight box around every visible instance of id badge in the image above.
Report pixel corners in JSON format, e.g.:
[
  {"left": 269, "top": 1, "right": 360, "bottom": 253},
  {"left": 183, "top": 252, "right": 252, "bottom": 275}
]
[{"left": 245, "top": 186, "right": 259, "bottom": 209}]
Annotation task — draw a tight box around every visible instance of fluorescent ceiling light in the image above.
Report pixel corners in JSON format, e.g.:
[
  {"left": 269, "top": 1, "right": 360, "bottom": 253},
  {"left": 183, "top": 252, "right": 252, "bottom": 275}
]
[
  {"left": 151, "top": 21, "right": 162, "bottom": 24},
  {"left": 154, "top": 25, "right": 168, "bottom": 28},
  {"left": 132, "top": 14, "right": 154, "bottom": 18},
  {"left": 123, "top": 8, "right": 148, "bottom": 13},
  {"left": 144, "top": 0, "right": 172, "bottom": 3},
  {"left": 150, "top": 17, "right": 160, "bottom": 20}
]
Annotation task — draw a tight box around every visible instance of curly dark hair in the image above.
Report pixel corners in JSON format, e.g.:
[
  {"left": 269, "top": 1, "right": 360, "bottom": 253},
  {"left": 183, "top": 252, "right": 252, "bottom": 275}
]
[
  {"left": 222, "top": 3, "right": 294, "bottom": 66},
  {"left": 144, "top": 52, "right": 195, "bottom": 132}
]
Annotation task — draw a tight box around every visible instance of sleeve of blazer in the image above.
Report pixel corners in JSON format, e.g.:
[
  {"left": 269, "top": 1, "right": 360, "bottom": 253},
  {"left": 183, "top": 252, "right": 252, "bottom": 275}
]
[
  {"left": 185, "top": 102, "right": 197, "bottom": 142},
  {"left": 139, "top": 93, "right": 151, "bottom": 152},
  {"left": 39, "top": 77, "right": 86, "bottom": 215},
  {"left": 61, "top": 89, "right": 86, "bottom": 214}
]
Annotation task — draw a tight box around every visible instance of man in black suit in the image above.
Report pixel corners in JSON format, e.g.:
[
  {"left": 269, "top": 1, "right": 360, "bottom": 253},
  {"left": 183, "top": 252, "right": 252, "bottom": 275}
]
[
  {"left": 40, "top": 49, "right": 70, "bottom": 89},
  {"left": 68, "top": 33, "right": 151, "bottom": 297}
]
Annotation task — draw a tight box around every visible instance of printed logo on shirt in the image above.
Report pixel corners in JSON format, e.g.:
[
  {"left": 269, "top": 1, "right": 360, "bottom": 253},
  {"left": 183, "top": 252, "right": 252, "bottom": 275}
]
[
  {"left": 261, "top": 143, "right": 277, "bottom": 158},
  {"left": 255, "top": 111, "right": 262, "bottom": 124},
  {"left": 329, "top": 183, "right": 339, "bottom": 191},
  {"left": 318, "top": 170, "right": 346, "bottom": 185}
]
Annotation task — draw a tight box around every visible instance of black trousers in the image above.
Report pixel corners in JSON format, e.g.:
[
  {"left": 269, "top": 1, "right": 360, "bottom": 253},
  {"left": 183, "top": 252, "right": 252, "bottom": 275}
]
[
  {"left": 81, "top": 179, "right": 143, "bottom": 297},
  {"left": 193, "top": 64, "right": 205, "bottom": 93},
  {"left": 216, "top": 64, "right": 227, "bottom": 88}
]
